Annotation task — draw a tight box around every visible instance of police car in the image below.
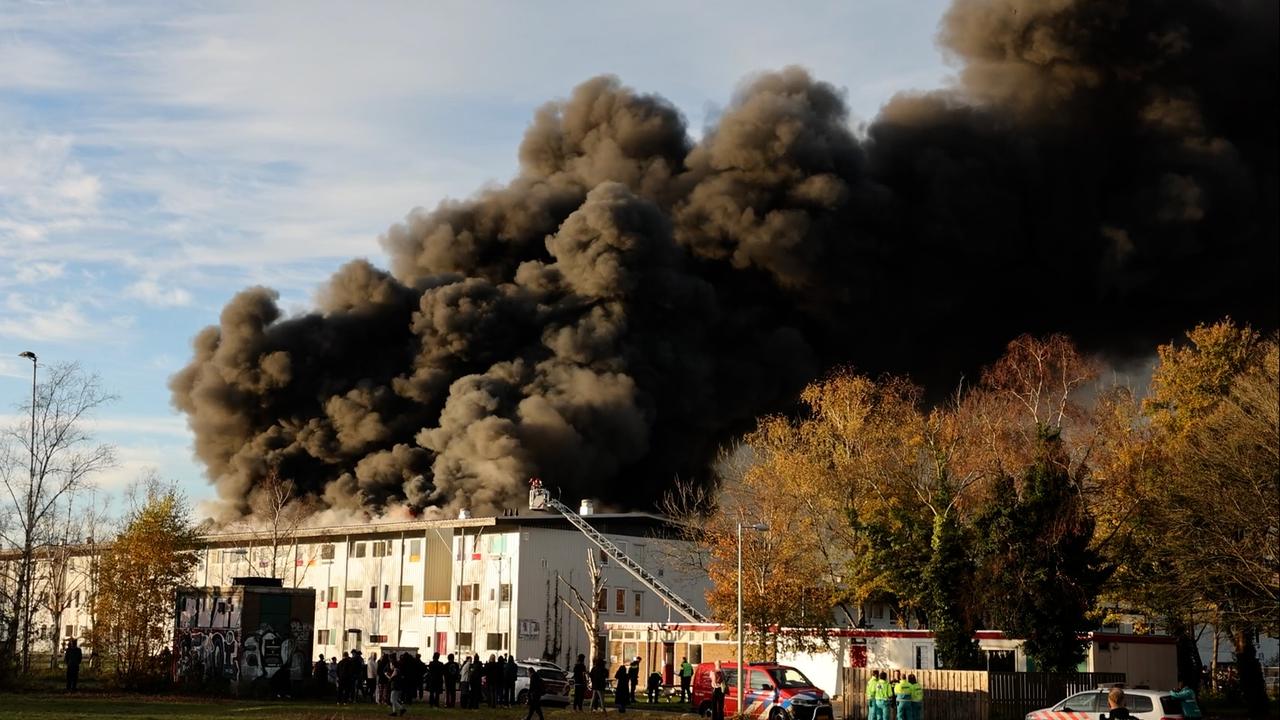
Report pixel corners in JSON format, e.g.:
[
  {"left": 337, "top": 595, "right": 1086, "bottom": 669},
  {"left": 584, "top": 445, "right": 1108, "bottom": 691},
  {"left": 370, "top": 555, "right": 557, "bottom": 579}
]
[{"left": 1025, "top": 687, "right": 1184, "bottom": 719}]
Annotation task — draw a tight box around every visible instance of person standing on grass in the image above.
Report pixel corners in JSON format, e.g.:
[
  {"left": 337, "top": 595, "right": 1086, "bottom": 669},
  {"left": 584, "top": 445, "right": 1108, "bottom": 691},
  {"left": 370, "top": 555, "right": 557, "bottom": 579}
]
[
  {"left": 444, "top": 653, "right": 459, "bottom": 708},
  {"left": 427, "top": 652, "right": 444, "bottom": 706},
  {"left": 572, "top": 653, "right": 588, "bottom": 711},
  {"left": 459, "top": 655, "right": 470, "bottom": 709},
  {"left": 627, "top": 656, "right": 640, "bottom": 704},
  {"left": 312, "top": 654, "right": 329, "bottom": 696},
  {"left": 589, "top": 656, "right": 609, "bottom": 712},
  {"left": 387, "top": 654, "right": 406, "bottom": 716},
  {"left": 524, "top": 666, "right": 546, "bottom": 720},
  {"left": 614, "top": 663, "right": 631, "bottom": 713},
  {"left": 710, "top": 672, "right": 726, "bottom": 720},
  {"left": 507, "top": 654, "right": 519, "bottom": 707},
  {"left": 646, "top": 668, "right": 662, "bottom": 703},
  {"left": 469, "top": 655, "right": 485, "bottom": 709},
  {"left": 377, "top": 652, "right": 393, "bottom": 705},
  {"left": 679, "top": 657, "right": 693, "bottom": 703},
  {"left": 64, "top": 638, "right": 83, "bottom": 691}
]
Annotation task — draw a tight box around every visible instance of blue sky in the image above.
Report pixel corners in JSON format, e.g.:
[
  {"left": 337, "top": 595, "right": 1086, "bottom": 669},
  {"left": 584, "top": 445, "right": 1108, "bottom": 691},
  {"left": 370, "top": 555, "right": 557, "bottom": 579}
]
[{"left": 0, "top": 0, "right": 952, "bottom": 516}]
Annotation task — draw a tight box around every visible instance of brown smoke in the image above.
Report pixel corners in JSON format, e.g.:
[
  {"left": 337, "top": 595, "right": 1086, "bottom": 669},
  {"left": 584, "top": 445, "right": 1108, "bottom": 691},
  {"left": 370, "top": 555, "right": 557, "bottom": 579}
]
[{"left": 172, "top": 0, "right": 1277, "bottom": 521}]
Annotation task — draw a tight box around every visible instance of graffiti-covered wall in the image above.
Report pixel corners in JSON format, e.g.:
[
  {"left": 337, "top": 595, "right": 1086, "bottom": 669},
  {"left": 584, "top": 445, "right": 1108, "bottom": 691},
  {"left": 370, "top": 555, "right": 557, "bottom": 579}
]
[{"left": 174, "top": 583, "right": 315, "bottom": 697}]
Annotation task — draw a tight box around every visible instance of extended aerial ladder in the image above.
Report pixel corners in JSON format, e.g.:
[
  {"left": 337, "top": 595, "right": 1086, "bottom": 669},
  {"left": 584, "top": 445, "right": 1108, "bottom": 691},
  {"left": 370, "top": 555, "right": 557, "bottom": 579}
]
[{"left": 528, "top": 479, "right": 709, "bottom": 623}]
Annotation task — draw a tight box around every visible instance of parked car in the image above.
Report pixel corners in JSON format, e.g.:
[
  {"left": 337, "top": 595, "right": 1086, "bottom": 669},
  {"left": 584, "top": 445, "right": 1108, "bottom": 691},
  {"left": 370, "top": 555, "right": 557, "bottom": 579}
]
[
  {"left": 513, "top": 658, "right": 572, "bottom": 707},
  {"left": 691, "top": 661, "right": 833, "bottom": 720},
  {"left": 1025, "top": 687, "right": 1184, "bottom": 719}
]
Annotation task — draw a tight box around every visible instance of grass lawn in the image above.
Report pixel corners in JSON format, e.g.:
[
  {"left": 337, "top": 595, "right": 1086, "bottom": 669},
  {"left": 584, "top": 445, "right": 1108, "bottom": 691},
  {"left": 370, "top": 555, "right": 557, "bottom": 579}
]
[{"left": 0, "top": 694, "right": 701, "bottom": 720}]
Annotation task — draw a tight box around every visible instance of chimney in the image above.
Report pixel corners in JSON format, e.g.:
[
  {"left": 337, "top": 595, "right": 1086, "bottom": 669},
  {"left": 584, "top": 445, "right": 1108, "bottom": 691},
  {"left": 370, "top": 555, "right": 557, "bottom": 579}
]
[{"left": 579, "top": 499, "right": 595, "bottom": 516}]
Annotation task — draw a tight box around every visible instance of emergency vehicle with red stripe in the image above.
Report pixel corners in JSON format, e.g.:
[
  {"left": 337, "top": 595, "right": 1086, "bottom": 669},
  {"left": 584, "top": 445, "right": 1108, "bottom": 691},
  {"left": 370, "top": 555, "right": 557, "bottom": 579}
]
[{"left": 691, "top": 661, "right": 833, "bottom": 720}]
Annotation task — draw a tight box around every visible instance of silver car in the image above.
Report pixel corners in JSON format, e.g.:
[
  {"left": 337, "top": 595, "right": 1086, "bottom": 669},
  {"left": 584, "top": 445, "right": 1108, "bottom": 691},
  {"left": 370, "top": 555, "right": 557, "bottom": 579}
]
[
  {"left": 1025, "top": 687, "right": 1183, "bottom": 719},
  {"left": 513, "top": 659, "right": 572, "bottom": 707}
]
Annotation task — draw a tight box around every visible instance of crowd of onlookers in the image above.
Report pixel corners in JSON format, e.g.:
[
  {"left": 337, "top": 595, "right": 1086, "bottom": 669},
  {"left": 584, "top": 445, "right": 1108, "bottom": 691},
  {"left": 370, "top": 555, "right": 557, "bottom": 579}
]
[
  {"left": 308, "top": 650, "right": 691, "bottom": 716},
  {"left": 312, "top": 650, "right": 547, "bottom": 716}
]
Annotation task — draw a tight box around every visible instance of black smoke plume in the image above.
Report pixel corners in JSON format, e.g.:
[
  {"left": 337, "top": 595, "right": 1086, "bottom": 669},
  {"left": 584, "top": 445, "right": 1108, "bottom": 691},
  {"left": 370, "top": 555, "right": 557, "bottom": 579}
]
[{"left": 172, "top": 0, "right": 1278, "bottom": 521}]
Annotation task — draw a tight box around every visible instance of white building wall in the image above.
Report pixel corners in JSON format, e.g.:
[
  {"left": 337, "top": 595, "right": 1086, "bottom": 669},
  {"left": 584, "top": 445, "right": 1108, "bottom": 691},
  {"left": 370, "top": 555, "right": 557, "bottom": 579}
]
[{"left": 13, "top": 515, "right": 710, "bottom": 669}]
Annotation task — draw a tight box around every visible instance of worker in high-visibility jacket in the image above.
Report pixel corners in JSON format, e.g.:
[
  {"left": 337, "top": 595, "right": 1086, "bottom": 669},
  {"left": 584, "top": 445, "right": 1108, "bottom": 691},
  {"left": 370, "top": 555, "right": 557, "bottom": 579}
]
[
  {"left": 865, "top": 671, "right": 880, "bottom": 720},
  {"left": 893, "top": 675, "right": 913, "bottom": 720},
  {"left": 912, "top": 674, "right": 925, "bottom": 720},
  {"left": 869, "top": 671, "right": 892, "bottom": 720},
  {"left": 892, "top": 674, "right": 923, "bottom": 720}
]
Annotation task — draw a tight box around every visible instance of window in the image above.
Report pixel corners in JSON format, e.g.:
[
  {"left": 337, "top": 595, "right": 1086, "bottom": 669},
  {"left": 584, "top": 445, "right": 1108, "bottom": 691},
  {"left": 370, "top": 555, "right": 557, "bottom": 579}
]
[
  {"left": 486, "top": 633, "right": 506, "bottom": 651},
  {"left": 749, "top": 669, "right": 772, "bottom": 691},
  {"left": 328, "top": 586, "right": 338, "bottom": 604},
  {"left": 369, "top": 586, "right": 378, "bottom": 608},
  {"left": 370, "top": 634, "right": 388, "bottom": 643},
  {"left": 457, "top": 583, "right": 480, "bottom": 602},
  {"left": 317, "top": 629, "right": 332, "bottom": 645},
  {"left": 499, "top": 583, "right": 511, "bottom": 603},
  {"left": 1126, "top": 696, "right": 1153, "bottom": 713},
  {"left": 871, "top": 603, "right": 884, "bottom": 619},
  {"left": 1059, "top": 693, "right": 1103, "bottom": 713},
  {"left": 65, "top": 625, "right": 74, "bottom": 638},
  {"left": 320, "top": 544, "right": 335, "bottom": 560},
  {"left": 399, "top": 585, "right": 414, "bottom": 603},
  {"left": 598, "top": 542, "right": 628, "bottom": 565},
  {"left": 458, "top": 632, "right": 473, "bottom": 650},
  {"left": 320, "top": 589, "right": 326, "bottom": 603},
  {"left": 408, "top": 539, "right": 421, "bottom": 561},
  {"left": 769, "top": 667, "right": 814, "bottom": 689},
  {"left": 346, "top": 589, "right": 363, "bottom": 599},
  {"left": 350, "top": 542, "right": 366, "bottom": 558},
  {"left": 73, "top": 591, "right": 80, "bottom": 607},
  {"left": 615, "top": 589, "right": 626, "bottom": 614},
  {"left": 596, "top": 588, "right": 608, "bottom": 611},
  {"left": 423, "top": 601, "right": 451, "bottom": 616},
  {"left": 372, "top": 541, "right": 391, "bottom": 557},
  {"left": 634, "top": 592, "right": 642, "bottom": 617}
]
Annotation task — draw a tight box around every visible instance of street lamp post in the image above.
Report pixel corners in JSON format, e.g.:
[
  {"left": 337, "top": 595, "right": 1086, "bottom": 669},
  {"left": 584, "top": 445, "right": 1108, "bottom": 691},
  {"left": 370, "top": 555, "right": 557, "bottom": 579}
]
[{"left": 737, "top": 521, "right": 767, "bottom": 717}]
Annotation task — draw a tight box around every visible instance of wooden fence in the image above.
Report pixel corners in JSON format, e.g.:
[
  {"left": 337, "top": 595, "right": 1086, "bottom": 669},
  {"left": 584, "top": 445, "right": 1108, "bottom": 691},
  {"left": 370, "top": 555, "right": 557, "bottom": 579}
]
[
  {"left": 840, "top": 669, "right": 1126, "bottom": 720},
  {"left": 841, "top": 668, "right": 989, "bottom": 720}
]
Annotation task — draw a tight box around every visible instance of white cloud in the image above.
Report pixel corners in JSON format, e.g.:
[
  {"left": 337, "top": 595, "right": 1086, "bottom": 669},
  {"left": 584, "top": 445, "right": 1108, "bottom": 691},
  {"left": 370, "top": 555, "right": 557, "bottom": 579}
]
[
  {"left": 88, "top": 441, "right": 193, "bottom": 491},
  {"left": 0, "top": 133, "right": 100, "bottom": 213},
  {"left": 9, "top": 261, "right": 65, "bottom": 285},
  {"left": 0, "top": 293, "right": 107, "bottom": 343},
  {"left": 125, "top": 277, "right": 193, "bottom": 307}
]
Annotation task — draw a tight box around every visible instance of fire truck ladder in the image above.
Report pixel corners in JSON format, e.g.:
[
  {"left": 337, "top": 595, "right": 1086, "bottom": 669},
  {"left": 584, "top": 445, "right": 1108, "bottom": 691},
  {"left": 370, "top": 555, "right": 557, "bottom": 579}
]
[{"left": 529, "top": 485, "right": 709, "bottom": 623}]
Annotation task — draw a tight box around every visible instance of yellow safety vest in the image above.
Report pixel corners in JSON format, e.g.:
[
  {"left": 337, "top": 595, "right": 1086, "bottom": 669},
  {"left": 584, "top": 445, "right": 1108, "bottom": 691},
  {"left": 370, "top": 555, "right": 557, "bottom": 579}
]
[
  {"left": 865, "top": 677, "right": 878, "bottom": 699},
  {"left": 894, "top": 680, "right": 911, "bottom": 701},
  {"left": 910, "top": 681, "right": 923, "bottom": 702}
]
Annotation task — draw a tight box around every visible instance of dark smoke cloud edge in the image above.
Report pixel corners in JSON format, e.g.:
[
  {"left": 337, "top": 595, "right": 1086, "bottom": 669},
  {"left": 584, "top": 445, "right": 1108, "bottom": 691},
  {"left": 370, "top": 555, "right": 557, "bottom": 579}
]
[{"left": 171, "top": 0, "right": 1278, "bottom": 522}]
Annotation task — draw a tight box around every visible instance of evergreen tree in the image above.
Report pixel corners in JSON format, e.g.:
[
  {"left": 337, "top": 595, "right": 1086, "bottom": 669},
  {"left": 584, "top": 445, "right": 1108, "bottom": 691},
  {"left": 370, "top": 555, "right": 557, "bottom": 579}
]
[
  {"left": 977, "top": 431, "right": 1108, "bottom": 672},
  {"left": 924, "top": 510, "right": 984, "bottom": 669}
]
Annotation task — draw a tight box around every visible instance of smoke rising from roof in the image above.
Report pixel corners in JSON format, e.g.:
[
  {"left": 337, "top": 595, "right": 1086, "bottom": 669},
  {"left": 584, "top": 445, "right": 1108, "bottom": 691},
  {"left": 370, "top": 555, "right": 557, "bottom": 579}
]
[{"left": 172, "top": 0, "right": 1277, "bottom": 521}]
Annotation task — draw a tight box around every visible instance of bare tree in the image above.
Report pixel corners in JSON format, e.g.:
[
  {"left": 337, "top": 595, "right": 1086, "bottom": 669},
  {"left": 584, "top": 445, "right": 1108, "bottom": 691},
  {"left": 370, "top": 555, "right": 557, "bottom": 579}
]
[
  {"left": 559, "top": 550, "right": 606, "bottom": 669},
  {"left": 38, "top": 492, "right": 111, "bottom": 669},
  {"left": 235, "top": 467, "right": 310, "bottom": 580},
  {"left": 0, "top": 360, "right": 115, "bottom": 673}
]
